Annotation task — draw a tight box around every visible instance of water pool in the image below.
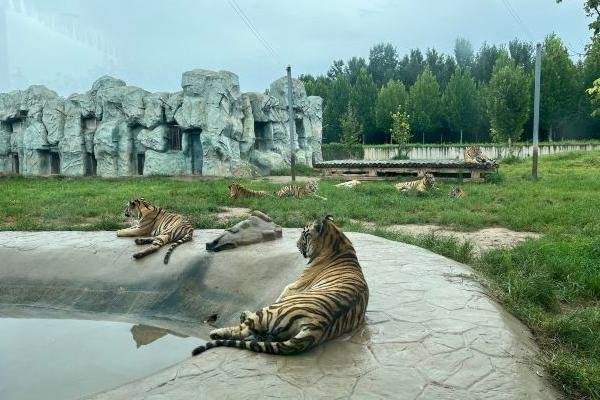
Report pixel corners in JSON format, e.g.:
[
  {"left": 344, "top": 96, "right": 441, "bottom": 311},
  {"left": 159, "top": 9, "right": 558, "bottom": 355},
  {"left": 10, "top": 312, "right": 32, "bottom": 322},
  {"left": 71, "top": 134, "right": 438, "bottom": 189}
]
[{"left": 0, "top": 318, "right": 205, "bottom": 400}]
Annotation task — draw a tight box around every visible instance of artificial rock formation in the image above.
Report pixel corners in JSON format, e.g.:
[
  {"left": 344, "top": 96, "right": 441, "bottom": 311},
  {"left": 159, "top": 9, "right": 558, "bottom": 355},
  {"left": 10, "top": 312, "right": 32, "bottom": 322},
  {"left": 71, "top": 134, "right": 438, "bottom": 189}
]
[{"left": 0, "top": 70, "right": 322, "bottom": 177}]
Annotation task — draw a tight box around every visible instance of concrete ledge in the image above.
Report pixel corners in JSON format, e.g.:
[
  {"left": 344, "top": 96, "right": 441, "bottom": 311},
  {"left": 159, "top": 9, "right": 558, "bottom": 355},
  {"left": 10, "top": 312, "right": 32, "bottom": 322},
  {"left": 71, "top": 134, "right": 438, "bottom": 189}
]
[{"left": 0, "top": 230, "right": 560, "bottom": 399}]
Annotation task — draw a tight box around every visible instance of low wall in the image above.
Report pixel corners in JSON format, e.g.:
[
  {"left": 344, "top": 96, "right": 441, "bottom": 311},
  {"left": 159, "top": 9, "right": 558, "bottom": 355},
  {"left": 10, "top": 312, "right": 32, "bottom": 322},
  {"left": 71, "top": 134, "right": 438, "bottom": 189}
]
[{"left": 362, "top": 143, "right": 600, "bottom": 160}]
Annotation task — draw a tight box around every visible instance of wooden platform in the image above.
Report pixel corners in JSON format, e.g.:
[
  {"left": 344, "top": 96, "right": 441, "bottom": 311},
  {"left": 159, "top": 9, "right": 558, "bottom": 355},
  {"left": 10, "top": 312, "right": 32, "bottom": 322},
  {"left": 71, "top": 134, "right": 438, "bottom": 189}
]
[{"left": 314, "top": 159, "right": 498, "bottom": 181}]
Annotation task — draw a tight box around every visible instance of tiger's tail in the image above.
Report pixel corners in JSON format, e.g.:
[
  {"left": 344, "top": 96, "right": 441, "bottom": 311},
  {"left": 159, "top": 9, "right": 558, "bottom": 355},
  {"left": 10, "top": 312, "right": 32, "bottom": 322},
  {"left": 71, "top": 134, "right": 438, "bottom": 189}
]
[
  {"left": 163, "top": 231, "right": 193, "bottom": 264},
  {"left": 191, "top": 330, "right": 314, "bottom": 356}
]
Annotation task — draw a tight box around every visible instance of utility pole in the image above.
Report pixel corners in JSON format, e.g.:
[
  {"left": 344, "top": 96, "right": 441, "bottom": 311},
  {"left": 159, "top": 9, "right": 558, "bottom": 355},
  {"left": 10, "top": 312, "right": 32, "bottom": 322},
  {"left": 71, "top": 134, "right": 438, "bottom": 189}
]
[
  {"left": 286, "top": 65, "right": 296, "bottom": 182},
  {"left": 532, "top": 43, "right": 541, "bottom": 181}
]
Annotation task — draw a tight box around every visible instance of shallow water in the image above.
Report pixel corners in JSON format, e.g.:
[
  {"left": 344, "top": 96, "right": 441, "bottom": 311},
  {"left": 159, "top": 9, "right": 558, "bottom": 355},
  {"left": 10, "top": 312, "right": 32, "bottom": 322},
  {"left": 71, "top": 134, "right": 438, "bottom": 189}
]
[{"left": 0, "top": 318, "right": 205, "bottom": 400}]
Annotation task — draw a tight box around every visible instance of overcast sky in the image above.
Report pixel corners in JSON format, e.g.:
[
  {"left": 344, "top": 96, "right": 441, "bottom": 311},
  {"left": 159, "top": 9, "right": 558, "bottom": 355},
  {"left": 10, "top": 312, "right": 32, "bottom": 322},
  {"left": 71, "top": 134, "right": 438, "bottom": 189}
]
[{"left": 0, "top": 0, "right": 593, "bottom": 95}]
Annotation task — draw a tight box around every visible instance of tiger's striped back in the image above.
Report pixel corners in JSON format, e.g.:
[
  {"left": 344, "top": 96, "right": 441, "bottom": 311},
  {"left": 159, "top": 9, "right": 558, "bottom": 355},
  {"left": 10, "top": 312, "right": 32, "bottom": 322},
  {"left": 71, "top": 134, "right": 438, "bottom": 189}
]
[
  {"left": 228, "top": 182, "right": 269, "bottom": 199},
  {"left": 395, "top": 173, "right": 436, "bottom": 192},
  {"left": 191, "top": 216, "right": 368, "bottom": 356},
  {"left": 448, "top": 186, "right": 466, "bottom": 198}
]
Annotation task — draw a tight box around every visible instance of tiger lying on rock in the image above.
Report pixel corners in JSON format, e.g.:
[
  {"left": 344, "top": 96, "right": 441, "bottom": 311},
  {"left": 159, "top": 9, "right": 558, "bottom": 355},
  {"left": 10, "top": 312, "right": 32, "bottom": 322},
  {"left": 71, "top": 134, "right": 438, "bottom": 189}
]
[
  {"left": 395, "top": 173, "right": 436, "bottom": 193},
  {"left": 117, "top": 198, "right": 193, "bottom": 264},
  {"left": 191, "top": 215, "right": 369, "bottom": 356}
]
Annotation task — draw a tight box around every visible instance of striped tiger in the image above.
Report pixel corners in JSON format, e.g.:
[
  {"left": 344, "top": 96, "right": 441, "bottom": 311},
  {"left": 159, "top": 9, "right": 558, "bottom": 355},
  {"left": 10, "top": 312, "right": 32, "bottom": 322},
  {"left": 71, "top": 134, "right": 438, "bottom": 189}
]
[
  {"left": 116, "top": 198, "right": 193, "bottom": 264},
  {"left": 448, "top": 186, "right": 466, "bottom": 198},
  {"left": 228, "top": 182, "right": 270, "bottom": 199},
  {"left": 191, "top": 215, "right": 369, "bottom": 356},
  {"left": 395, "top": 173, "right": 436, "bottom": 192},
  {"left": 464, "top": 146, "right": 495, "bottom": 165},
  {"left": 276, "top": 180, "right": 327, "bottom": 200}
]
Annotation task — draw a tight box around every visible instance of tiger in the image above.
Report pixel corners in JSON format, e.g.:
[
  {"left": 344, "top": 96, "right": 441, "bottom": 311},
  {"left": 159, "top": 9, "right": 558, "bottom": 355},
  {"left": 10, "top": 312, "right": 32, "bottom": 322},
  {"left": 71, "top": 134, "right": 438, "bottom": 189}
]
[
  {"left": 395, "top": 173, "right": 436, "bottom": 192},
  {"left": 228, "top": 182, "right": 270, "bottom": 199},
  {"left": 191, "top": 215, "right": 369, "bottom": 356},
  {"left": 116, "top": 198, "right": 193, "bottom": 264},
  {"left": 276, "top": 179, "right": 327, "bottom": 200},
  {"left": 448, "top": 186, "right": 466, "bottom": 198},
  {"left": 464, "top": 146, "right": 496, "bottom": 165}
]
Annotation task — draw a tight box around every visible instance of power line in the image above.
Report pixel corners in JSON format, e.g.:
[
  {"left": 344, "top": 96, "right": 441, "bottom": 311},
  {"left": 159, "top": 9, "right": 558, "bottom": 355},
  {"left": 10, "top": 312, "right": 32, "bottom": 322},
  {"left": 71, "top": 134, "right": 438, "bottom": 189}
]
[
  {"left": 501, "top": 0, "right": 535, "bottom": 42},
  {"left": 227, "top": 0, "right": 283, "bottom": 65}
]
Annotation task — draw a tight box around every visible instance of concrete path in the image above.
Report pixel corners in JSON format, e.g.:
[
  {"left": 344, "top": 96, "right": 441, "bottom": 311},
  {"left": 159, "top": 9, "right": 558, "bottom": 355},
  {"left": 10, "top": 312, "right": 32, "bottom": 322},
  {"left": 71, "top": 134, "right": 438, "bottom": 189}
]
[{"left": 0, "top": 230, "right": 560, "bottom": 399}]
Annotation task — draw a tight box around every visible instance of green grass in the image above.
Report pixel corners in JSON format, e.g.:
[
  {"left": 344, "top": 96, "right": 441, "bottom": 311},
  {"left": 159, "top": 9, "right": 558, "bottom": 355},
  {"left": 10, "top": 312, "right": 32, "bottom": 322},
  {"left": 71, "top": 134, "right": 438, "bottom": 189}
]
[{"left": 1, "top": 151, "right": 600, "bottom": 398}]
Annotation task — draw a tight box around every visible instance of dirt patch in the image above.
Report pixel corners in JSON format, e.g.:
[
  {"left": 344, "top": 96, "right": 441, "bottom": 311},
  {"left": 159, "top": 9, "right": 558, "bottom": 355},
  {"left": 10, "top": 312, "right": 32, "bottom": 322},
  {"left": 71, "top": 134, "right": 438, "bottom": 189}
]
[
  {"left": 216, "top": 207, "right": 251, "bottom": 222},
  {"left": 351, "top": 220, "right": 541, "bottom": 256}
]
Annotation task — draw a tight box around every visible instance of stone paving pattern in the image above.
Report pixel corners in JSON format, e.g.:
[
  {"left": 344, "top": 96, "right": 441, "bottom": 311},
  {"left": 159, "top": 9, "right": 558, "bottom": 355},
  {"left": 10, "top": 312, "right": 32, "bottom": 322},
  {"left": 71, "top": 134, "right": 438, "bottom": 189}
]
[{"left": 0, "top": 230, "right": 560, "bottom": 399}]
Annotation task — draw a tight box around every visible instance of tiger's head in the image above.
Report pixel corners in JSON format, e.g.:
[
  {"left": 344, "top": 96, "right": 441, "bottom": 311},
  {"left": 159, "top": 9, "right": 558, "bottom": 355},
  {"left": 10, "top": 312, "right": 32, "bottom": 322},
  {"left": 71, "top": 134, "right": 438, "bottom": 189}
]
[
  {"left": 297, "top": 215, "right": 353, "bottom": 262},
  {"left": 423, "top": 173, "right": 436, "bottom": 188},
  {"left": 228, "top": 182, "right": 242, "bottom": 198},
  {"left": 305, "top": 179, "right": 319, "bottom": 193},
  {"left": 124, "top": 198, "right": 154, "bottom": 219}
]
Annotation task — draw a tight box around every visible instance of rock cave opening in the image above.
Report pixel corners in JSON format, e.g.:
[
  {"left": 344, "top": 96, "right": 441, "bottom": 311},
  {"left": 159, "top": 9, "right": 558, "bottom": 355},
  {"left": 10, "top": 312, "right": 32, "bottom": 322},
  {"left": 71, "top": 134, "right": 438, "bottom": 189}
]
[
  {"left": 254, "top": 121, "right": 272, "bottom": 151},
  {"left": 137, "top": 153, "right": 145, "bottom": 175},
  {"left": 295, "top": 118, "right": 306, "bottom": 149},
  {"left": 189, "top": 129, "right": 202, "bottom": 175},
  {"left": 167, "top": 124, "right": 182, "bottom": 151},
  {"left": 85, "top": 152, "right": 97, "bottom": 176},
  {"left": 11, "top": 153, "right": 19, "bottom": 174},
  {"left": 49, "top": 151, "right": 60, "bottom": 175}
]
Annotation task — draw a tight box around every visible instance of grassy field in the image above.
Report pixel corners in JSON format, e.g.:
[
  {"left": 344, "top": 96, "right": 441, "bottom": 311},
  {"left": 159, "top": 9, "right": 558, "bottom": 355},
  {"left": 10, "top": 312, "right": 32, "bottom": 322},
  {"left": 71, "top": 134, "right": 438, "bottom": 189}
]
[{"left": 1, "top": 151, "right": 600, "bottom": 398}]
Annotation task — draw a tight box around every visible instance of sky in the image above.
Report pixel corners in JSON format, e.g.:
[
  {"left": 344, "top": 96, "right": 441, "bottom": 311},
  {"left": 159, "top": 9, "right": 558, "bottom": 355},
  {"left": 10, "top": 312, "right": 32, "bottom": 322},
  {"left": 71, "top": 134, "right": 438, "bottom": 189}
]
[{"left": 0, "top": 0, "right": 593, "bottom": 95}]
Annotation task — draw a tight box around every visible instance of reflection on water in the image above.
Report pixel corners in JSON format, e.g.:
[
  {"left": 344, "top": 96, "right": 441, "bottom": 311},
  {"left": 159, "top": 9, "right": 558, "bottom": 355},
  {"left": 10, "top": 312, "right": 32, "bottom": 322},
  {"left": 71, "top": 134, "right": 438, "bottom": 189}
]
[
  {"left": 130, "top": 324, "right": 188, "bottom": 348},
  {"left": 0, "top": 318, "right": 204, "bottom": 400}
]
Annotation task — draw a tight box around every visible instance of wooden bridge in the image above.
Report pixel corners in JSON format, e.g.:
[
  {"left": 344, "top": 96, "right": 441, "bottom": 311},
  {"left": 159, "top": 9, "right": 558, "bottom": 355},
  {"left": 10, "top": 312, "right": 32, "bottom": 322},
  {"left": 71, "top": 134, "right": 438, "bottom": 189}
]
[{"left": 313, "top": 159, "right": 498, "bottom": 181}]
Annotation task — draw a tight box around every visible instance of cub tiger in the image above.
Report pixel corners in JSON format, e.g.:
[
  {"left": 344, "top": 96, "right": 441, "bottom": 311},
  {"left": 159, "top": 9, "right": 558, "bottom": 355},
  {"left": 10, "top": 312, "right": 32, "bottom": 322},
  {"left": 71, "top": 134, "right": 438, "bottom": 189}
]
[
  {"left": 276, "top": 180, "right": 327, "bottom": 200},
  {"left": 395, "top": 173, "right": 436, "bottom": 192},
  {"left": 448, "top": 186, "right": 466, "bottom": 198},
  {"left": 117, "top": 198, "right": 193, "bottom": 264},
  {"left": 191, "top": 216, "right": 368, "bottom": 356}
]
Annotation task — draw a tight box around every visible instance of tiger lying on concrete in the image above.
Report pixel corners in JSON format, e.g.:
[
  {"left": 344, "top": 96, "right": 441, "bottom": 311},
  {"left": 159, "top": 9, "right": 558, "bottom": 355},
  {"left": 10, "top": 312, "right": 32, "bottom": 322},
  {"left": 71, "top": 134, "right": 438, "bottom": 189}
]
[
  {"left": 464, "top": 146, "right": 496, "bottom": 165},
  {"left": 191, "top": 215, "right": 369, "bottom": 356},
  {"left": 117, "top": 198, "right": 193, "bottom": 264},
  {"left": 228, "top": 182, "right": 270, "bottom": 199},
  {"left": 395, "top": 173, "right": 436, "bottom": 193}
]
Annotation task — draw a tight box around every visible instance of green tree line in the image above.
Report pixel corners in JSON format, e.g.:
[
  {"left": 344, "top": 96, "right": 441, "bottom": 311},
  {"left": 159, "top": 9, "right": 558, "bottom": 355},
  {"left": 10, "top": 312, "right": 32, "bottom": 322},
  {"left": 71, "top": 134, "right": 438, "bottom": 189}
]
[{"left": 300, "top": 34, "right": 600, "bottom": 144}]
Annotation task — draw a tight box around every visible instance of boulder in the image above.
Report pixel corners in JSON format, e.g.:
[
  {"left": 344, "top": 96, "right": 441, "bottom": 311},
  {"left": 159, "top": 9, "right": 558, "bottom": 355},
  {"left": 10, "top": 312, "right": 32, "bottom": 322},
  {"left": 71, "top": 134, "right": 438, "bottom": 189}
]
[
  {"left": 144, "top": 150, "right": 190, "bottom": 176},
  {"left": 249, "top": 150, "right": 287, "bottom": 175},
  {"left": 206, "top": 211, "right": 282, "bottom": 252},
  {"left": 138, "top": 125, "right": 168, "bottom": 152},
  {"left": 141, "top": 92, "right": 168, "bottom": 129},
  {"left": 23, "top": 120, "right": 48, "bottom": 150},
  {"left": 269, "top": 76, "right": 307, "bottom": 109}
]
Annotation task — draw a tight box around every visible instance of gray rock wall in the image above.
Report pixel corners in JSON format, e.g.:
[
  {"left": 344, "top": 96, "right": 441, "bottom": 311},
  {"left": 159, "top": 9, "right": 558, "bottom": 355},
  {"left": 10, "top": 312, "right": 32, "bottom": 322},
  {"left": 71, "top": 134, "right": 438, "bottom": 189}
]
[{"left": 0, "top": 69, "right": 322, "bottom": 177}]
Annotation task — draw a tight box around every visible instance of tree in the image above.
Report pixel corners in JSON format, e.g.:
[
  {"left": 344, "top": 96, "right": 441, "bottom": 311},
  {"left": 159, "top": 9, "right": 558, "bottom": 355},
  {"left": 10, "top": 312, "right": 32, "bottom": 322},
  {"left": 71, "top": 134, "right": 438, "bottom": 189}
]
[
  {"left": 389, "top": 106, "right": 412, "bottom": 145},
  {"left": 508, "top": 39, "right": 534, "bottom": 71},
  {"left": 397, "top": 49, "right": 425, "bottom": 86},
  {"left": 454, "top": 37, "right": 474, "bottom": 68},
  {"left": 425, "top": 48, "right": 456, "bottom": 88},
  {"left": 368, "top": 43, "right": 399, "bottom": 87},
  {"left": 443, "top": 67, "right": 478, "bottom": 143},
  {"left": 340, "top": 105, "right": 362, "bottom": 147},
  {"left": 349, "top": 67, "right": 378, "bottom": 143},
  {"left": 540, "top": 34, "right": 580, "bottom": 140},
  {"left": 323, "top": 76, "right": 351, "bottom": 143},
  {"left": 299, "top": 74, "right": 329, "bottom": 100},
  {"left": 408, "top": 67, "right": 442, "bottom": 143},
  {"left": 375, "top": 80, "right": 408, "bottom": 141},
  {"left": 346, "top": 57, "right": 368, "bottom": 85},
  {"left": 486, "top": 58, "right": 531, "bottom": 143},
  {"left": 473, "top": 43, "right": 502, "bottom": 82},
  {"left": 587, "top": 78, "right": 600, "bottom": 117},
  {"left": 327, "top": 60, "right": 345, "bottom": 80}
]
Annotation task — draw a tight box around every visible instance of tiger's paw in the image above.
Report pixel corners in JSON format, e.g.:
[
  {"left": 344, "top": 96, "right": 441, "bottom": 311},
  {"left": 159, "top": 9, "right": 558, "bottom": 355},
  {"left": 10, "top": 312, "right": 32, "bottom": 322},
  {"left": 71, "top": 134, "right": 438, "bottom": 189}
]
[
  {"left": 209, "top": 328, "right": 226, "bottom": 340},
  {"left": 132, "top": 252, "right": 144, "bottom": 260},
  {"left": 239, "top": 310, "right": 252, "bottom": 323}
]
